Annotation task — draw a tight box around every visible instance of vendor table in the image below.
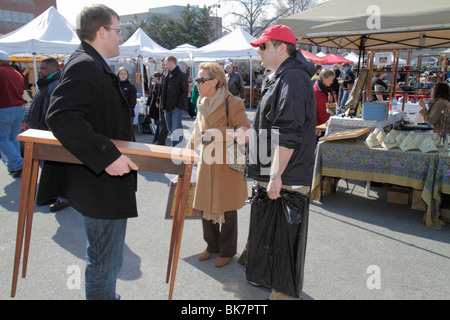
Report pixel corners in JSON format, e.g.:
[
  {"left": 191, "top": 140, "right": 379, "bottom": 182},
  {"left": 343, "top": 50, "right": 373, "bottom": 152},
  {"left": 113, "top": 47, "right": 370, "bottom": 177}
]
[
  {"left": 11, "top": 129, "right": 199, "bottom": 299},
  {"left": 325, "top": 111, "right": 405, "bottom": 135},
  {"left": 311, "top": 137, "right": 446, "bottom": 229}
]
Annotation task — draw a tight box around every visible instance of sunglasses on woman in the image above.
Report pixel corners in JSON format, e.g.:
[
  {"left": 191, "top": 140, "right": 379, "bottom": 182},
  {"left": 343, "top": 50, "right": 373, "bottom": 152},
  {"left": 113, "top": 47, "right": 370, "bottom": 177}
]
[{"left": 195, "top": 77, "right": 214, "bottom": 84}]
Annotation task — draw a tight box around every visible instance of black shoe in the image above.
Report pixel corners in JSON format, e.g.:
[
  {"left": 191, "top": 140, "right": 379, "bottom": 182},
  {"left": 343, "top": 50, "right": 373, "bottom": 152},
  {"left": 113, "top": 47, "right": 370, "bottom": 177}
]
[
  {"left": 49, "top": 200, "right": 70, "bottom": 212},
  {"left": 10, "top": 169, "right": 22, "bottom": 178}
]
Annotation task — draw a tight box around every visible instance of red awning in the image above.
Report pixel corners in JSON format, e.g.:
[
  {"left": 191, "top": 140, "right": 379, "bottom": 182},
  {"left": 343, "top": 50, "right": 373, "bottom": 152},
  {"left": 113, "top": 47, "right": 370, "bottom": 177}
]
[
  {"left": 322, "top": 54, "right": 354, "bottom": 65},
  {"left": 300, "top": 49, "right": 327, "bottom": 64}
]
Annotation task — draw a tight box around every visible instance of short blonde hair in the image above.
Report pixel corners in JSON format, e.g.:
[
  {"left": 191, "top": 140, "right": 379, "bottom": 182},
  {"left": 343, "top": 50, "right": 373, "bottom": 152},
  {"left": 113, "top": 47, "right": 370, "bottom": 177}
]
[{"left": 199, "top": 62, "right": 228, "bottom": 90}]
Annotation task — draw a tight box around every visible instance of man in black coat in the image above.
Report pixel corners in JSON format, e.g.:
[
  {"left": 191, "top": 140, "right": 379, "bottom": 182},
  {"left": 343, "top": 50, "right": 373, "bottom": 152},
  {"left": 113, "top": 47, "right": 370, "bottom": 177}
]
[
  {"left": 27, "top": 57, "right": 69, "bottom": 212},
  {"left": 160, "top": 55, "right": 188, "bottom": 146},
  {"left": 235, "top": 25, "right": 316, "bottom": 300},
  {"left": 46, "top": 4, "right": 138, "bottom": 300}
]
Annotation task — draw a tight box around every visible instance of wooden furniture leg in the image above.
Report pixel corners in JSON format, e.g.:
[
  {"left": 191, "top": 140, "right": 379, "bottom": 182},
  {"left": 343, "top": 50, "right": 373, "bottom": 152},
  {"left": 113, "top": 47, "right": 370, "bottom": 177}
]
[
  {"left": 21, "top": 157, "right": 40, "bottom": 278},
  {"left": 167, "top": 164, "right": 192, "bottom": 300},
  {"left": 166, "top": 176, "right": 183, "bottom": 284},
  {"left": 11, "top": 141, "right": 34, "bottom": 297}
]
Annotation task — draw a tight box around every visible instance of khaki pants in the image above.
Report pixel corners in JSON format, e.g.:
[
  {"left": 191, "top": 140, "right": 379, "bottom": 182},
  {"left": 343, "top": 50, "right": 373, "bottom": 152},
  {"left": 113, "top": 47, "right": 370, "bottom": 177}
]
[{"left": 255, "top": 181, "right": 310, "bottom": 300}]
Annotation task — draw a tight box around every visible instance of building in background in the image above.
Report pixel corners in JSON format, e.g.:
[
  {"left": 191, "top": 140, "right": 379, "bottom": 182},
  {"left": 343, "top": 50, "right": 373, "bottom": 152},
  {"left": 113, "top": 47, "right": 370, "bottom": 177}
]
[
  {"left": 119, "top": 5, "right": 222, "bottom": 39},
  {"left": 0, "top": 0, "right": 56, "bottom": 35}
]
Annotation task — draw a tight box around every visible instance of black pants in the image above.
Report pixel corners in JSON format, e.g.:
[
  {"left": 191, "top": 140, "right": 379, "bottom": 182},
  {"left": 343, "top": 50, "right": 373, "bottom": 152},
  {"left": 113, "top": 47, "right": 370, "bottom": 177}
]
[
  {"left": 157, "top": 108, "right": 168, "bottom": 145},
  {"left": 202, "top": 210, "right": 237, "bottom": 258}
]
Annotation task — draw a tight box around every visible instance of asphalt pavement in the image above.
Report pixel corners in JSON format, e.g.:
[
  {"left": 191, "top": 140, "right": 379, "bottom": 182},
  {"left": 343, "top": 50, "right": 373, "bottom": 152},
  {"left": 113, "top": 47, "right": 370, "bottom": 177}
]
[{"left": 1, "top": 110, "right": 449, "bottom": 301}]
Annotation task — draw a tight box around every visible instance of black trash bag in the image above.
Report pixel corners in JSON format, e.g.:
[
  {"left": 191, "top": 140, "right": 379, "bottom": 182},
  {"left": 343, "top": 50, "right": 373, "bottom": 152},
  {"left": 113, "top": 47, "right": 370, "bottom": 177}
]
[{"left": 245, "top": 184, "right": 309, "bottom": 298}]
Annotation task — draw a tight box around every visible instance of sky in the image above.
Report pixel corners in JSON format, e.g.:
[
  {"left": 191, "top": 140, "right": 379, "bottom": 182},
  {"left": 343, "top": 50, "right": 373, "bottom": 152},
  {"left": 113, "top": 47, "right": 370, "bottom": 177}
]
[{"left": 56, "top": 0, "right": 224, "bottom": 26}]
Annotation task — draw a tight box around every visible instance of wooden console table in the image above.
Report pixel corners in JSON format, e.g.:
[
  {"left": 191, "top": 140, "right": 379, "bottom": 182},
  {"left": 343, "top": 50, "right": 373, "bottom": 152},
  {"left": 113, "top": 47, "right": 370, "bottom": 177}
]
[{"left": 12, "top": 129, "right": 199, "bottom": 299}]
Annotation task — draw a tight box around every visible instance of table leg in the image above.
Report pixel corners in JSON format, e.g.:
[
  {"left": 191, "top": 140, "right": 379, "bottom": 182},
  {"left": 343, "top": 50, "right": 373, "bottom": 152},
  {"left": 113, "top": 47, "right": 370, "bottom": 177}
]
[
  {"left": 366, "top": 181, "right": 371, "bottom": 197},
  {"left": 21, "top": 157, "right": 40, "bottom": 278},
  {"left": 11, "top": 141, "right": 35, "bottom": 297},
  {"left": 168, "top": 164, "right": 192, "bottom": 300},
  {"left": 166, "top": 177, "right": 183, "bottom": 284}
]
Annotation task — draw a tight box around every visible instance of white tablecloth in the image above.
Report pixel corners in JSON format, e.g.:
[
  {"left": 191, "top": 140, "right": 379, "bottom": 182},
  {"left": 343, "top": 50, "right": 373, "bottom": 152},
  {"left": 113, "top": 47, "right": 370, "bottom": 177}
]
[{"left": 325, "top": 111, "right": 405, "bottom": 135}]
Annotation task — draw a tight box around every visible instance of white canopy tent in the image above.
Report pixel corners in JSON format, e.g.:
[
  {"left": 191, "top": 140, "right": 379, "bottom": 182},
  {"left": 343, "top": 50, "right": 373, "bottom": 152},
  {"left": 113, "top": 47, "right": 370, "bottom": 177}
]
[
  {"left": 195, "top": 28, "right": 259, "bottom": 107},
  {"left": 195, "top": 28, "right": 258, "bottom": 59},
  {"left": 119, "top": 28, "right": 171, "bottom": 58},
  {"left": 119, "top": 28, "right": 172, "bottom": 95},
  {"left": 0, "top": 6, "right": 80, "bottom": 89},
  {"left": 0, "top": 6, "right": 79, "bottom": 55}
]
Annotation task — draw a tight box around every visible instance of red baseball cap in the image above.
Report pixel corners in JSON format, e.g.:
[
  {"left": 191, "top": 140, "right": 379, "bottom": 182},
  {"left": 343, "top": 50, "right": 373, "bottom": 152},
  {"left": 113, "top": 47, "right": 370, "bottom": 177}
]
[{"left": 250, "top": 25, "right": 297, "bottom": 47}]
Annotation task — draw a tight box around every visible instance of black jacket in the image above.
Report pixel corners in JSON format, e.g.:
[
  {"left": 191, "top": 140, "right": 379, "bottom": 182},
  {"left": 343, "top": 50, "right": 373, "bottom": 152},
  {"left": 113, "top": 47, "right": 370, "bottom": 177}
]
[
  {"left": 46, "top": 41, "right": 137, "bottom": 219},
  {"left": 227, "top": 71, "right": 245, "bottom": 99},
  {"left": 27, "top": 70, "right": 61, "bottom": 130},
  {"left": 161, "top": 65, "right": 188, "bottom": 112},
  {"left": 146, "top": 82, "right": 160, "bottom": 120},
  {"left": 119, "top": 80, "right": 137, "bottom": 117},
  {"left": 247, "top": 49, "right": 317, "bottom": 186},
  {"left": 339, "top": 68, "right": 355, "bottom": 90}
]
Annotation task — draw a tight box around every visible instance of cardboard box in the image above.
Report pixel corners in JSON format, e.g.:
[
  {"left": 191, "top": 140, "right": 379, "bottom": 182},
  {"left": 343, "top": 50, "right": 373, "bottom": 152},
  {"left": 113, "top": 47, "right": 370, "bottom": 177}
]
[
  {"left": 362, "top": 102, "right": 389, "bottom": 120},
  {"left": 411, "top": 189, "right": 427, "bottom": 211},
  {"left": 387, "top": 185, "right": 410, "bottom": 205},
  {"left": 165, "top": 181, "right": 201, "bottom": 220}
]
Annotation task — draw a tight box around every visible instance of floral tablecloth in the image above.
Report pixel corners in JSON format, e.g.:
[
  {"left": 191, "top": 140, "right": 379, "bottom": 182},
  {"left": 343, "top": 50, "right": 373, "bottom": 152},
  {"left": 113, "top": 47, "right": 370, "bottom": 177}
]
[
  {"left": 311, "top": 138, "right": 446, "bottom": 229},
  {"left": 325, "top": 112, "right": 405, "bottom": 135}
]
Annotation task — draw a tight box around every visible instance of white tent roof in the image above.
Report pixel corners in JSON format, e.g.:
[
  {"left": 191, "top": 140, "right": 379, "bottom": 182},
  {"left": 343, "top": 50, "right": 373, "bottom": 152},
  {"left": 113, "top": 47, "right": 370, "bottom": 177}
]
[
  {"left": 0, "top": 6, "right": 79, "bottom": 56},
  {"left": 170, "top": 43, "right": 198, "bottom": 59},
  {"left": 343, "top": 52, "right": 361, "bottom": 63},
  {"left": 195, "top": 27, "right": 258, "bottom": 58},
  {"left": 119, "top": 28, "right": 171, "bottom": 58}
]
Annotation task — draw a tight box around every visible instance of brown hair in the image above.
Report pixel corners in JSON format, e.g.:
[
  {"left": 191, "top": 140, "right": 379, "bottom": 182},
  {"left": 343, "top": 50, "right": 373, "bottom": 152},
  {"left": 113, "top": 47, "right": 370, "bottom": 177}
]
[
  {"left": 318, "top": 68, "right": 335, "bottom": 81},
  {"left": 166, "top": 55, "right": 178, "bottom": 64},
  {"left": 76, "top": 4, "right": 119, "bottom": 42},
  {"left": 432, "top": 82, "right": 450, "bottom": 101},
  {"left": 117, "top": 67, "right": 130, "bottom": 81}
]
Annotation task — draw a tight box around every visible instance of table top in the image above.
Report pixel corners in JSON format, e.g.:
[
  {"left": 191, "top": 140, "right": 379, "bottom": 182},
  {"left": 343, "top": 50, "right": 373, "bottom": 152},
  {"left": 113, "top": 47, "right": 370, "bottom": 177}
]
[
  {"left": 17, "top": 129, "right": 199, "bottom": 163},
  {"left": 326, "top": 111, "right": 405, "bottom": 134}
]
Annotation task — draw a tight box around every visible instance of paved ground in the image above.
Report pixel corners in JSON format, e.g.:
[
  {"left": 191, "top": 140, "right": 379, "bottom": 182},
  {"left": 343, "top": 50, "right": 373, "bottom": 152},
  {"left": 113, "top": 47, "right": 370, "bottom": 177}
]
[{"left": 1, "top": 110, "right": 449, "bottom": 300}]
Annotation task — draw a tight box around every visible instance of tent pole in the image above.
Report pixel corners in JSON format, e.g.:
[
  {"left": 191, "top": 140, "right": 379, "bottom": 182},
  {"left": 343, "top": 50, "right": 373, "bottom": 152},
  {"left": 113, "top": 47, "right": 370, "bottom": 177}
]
[
  {"left": 139, "top": 55, "right": 145, "bottom": 97},
  {"left": 33, "top": 53, "right": 38, "bottom": 92},
  {"left": 249, "top": 56, "right": 252, "bottom": 109}
]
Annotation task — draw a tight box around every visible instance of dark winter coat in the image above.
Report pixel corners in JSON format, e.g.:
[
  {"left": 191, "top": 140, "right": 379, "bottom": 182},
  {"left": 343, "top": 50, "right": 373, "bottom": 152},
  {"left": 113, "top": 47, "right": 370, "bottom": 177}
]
[
  {"left": 27, "top": 70, "right": 61, "bottom": 130},
  {"left": 46, "top": 41, "right": 137, "bottom": 220},
  {"left": 160, "top": 65, "right": 188, "bottom": 112},
  {"left": 247, "top": 49, "right": 317, "bottom": 186},
  {"left": 119, "top": 80, "right": 137, "bottom": 117}
]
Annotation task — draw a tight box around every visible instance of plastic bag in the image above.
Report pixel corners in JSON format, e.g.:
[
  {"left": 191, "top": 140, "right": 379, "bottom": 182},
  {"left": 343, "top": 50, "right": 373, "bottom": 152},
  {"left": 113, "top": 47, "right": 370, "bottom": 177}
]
[{"left": 245, "top": 184, "right": 309, "bottom": 298}]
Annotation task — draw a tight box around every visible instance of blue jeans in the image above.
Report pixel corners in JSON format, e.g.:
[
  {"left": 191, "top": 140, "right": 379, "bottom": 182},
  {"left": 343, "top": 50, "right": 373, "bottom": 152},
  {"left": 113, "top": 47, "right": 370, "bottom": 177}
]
[
  {"left": 165, "top": 107, "right": 183, "bottom": 147},
  {"left": 0, "top": 106, "right": 24, "bottom": 172},
  {"left": 84, "top": 216, "right": 127, "bottom": 300},
  {"left": 337, "top": 89, "right": 350, "bottom": 115}
]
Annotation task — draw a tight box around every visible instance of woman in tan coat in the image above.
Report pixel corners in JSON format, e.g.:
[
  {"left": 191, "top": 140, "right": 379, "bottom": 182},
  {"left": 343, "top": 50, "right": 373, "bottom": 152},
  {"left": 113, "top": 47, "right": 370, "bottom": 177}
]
[{"left": 187, "top": 62, "right": 250, "bottom": 268}]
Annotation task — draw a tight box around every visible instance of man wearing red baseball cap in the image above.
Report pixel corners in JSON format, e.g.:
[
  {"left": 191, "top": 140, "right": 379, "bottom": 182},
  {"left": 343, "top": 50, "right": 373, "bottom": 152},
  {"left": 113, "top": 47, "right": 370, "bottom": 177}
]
[{"left": 240, "top": 25, "right": 317, "bottom": 300}]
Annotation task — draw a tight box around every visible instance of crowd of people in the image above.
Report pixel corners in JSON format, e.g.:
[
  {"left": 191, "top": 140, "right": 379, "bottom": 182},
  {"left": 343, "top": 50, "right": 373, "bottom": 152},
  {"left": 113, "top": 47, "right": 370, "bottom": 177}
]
[{"left": 1, "top": 3, "right": 449, "bottom": 301}]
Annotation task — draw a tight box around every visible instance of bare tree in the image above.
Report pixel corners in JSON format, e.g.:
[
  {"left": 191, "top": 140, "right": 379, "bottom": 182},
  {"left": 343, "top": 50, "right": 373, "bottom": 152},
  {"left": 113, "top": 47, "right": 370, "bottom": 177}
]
[
  {"left": 275, "top": 0, "right": 319, "bottom": 16},
  {"left": 222, "top": 0, "right": 284, "bottom": 36}
]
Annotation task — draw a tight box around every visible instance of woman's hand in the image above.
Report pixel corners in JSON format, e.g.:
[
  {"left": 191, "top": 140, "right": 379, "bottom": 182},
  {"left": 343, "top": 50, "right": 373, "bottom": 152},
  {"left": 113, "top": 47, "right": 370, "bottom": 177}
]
[
  {"left": 227, "top": 126, "right": 249, "bottom": 145},
  {"left": 418, "top": 98, "right": 426, "bottom": 109}
]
